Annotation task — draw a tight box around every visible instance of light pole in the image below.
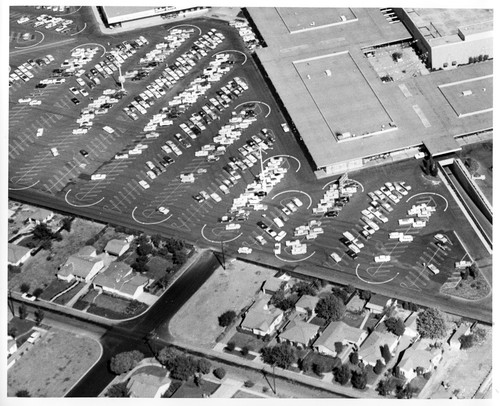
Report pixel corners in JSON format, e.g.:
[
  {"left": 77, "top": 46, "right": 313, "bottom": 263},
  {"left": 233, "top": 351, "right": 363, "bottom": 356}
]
[
  {"left": 258, "top": 145, "right": 267, "bottom": 192},
  {"left": 117, "top": 63, "right": 125, "bottom": 92}
]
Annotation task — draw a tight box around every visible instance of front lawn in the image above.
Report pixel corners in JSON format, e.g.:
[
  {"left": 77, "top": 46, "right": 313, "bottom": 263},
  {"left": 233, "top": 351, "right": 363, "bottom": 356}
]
[
  {"left": 38, "top": 279, "right": 72, "bottom": 301},
  {"left": 72, "top": 288, "right": 100, "bottom": 310},
  {"left": 440, "top": 271, "right": 491, "bottom": 300},
  {"left": 226, "top": 331, "right": 269, "bottom": 353},
  {"left": 53, "top": 283, "right": 88, "bottom": 305},
  {"left": 342, "top": 310, "right": 367, "bottom": 329},
  {"left": 169, "top": 378, "right": 220, "bottom": 398},
  {"left": 8, "top": 317, "right": 36, "bottom": 343},
  {"left": 129, "top": 364, "right": 166, "bottom": 379},
  {"left": 87, "top": 293, "right": 148, "bottom": 319}
]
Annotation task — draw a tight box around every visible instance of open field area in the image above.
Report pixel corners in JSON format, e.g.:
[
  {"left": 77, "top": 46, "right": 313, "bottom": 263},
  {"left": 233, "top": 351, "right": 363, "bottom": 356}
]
[
  {"left": 7, "top": 327, "right": 101, "bottom": 397},
  {"left": 169, "top": 260, "right": 276, "bottom": 348},
  {"left": 438, "top": 76, "right": 492, "bottom": 117}
]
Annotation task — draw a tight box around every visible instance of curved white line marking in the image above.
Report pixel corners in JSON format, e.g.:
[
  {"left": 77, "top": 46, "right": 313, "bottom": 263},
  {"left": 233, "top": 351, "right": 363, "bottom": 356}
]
[
  {"left": 355, "top": 264, "right": 400, "bottom": 284},
  {"left": 71, "top": 42, "right": 107, "bottom": 57},
  {"left": 322, "top": 179, "right": 337, "bottom": 190},
  {"left": 71, "top": 23, "right": 87, "bottom": 36},
  {"left": 131, "top": 206, "right": 172, "bottom": 224},
  {"left": 275, "top": 251, "right": 316, "bottom": 263},
  {"left": 14, "top": 31, "right": 44, "bottom": 49},
  {"left": 64, "top": 189, "right": 104, "bottom": 207},
  {"left": 271, "top": 189, "right": 312, "bottom": 209},
  {"left": 168, "top": 24, "right": 202, "bottom": 36},
  {"left": 234, "top": 100, "right": 271, "bottom": 118},
  {"left": 213, "top": 49, "right": 247, "bottom": 65},
  {"left": 201, "top": 224, "right": 242, "bottom": 243},
  {"left": 56, "top": 6, "right": 82, "bottom": 16},
  {"left": 263, "top": 154, "right": 301, "bottom": 172},
  {"left": 8, "top": 180, "right": 40, "bottom": 190},
  {"left": 407, "top": 192, "right": 448, "bottom": 211}
]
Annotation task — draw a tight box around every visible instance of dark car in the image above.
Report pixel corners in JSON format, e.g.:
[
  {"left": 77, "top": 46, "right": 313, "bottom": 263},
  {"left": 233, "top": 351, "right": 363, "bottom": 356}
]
[
  {"left": 79, "top": 149, "right": 89, "bottom": 157},
  {"left": 340, "top": 237, "right": 351, "bottom": 246},
  {"left": 255, "top": 191, "right": 267, "bottom": 197},
  {"left": 346, "top": 250, "right": 358, "bottom": 260},
  {"left": 163, "top": 156, "right": 174, "bottom": 165},
  {"left": 71, "top": 97, "right": 80, "bottom": 105},
  {"left": 193, "top": 194, "right": 204, "bottom": 203},
  {"left": 324, "top": 211, "right": 339, "bottom": 217},
  {"left": 256, "top": 221, "right": 267, "bottom": 229},
  {"left": 35, "top": 83, "right": 47, "bottom": 88}
]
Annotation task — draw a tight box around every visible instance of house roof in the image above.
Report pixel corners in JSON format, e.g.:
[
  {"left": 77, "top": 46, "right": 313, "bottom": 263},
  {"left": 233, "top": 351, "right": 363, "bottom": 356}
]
[
  {"left": 93, "top": 262, "right": 148, "bottom": 295},
  {"left": 104, "top": 239, "right": 130, "bottom": 255},
  {"left": 241, "top": 299, "right": 283, "bottom": 332},
  {"left": 399, "top": 340, "right": 440, "bottom": 371},
  {"left": 358, "top": 331, "right": 399, "bottom": 364},
  {"left": 280, "top": 320, "right": 320, "bottom": 345},
  {"left": 59, "top": 255, "right": 102, "bottom": 279},
  {"left": 8, "top": 243, "right": 32, "bottom": 264},
  {"left": 295, "top": 294, "right": 319, "bottom": 311},
  {"left": 78, "top": 245, "right": 97, "bottom": 257},
  {"left": 263, "top": 277, "right": 285, "bottom": 292},
  {"left": 314, "top": 321, "right": 366, "bottom": 351},
  {"left": 346, "top": 295, "right": 366, "bottom": 311},
  {"left": 366, "top": 294, "right": 392, "bottom": 308},
  {"left": 127, "top": 372, "right": 170, "bottom": 398},
  {"left": 29, "top": 208, "right": 53, "bottom": 221}
]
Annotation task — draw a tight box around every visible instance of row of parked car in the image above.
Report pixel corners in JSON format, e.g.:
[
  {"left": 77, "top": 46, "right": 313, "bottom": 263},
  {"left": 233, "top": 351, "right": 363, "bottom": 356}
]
[
  {"left": 18, "top": 12, "right": 75, "bottom": 34},
  {"left": 9, "top": 57, "right": 44, "bottom": 87},
  {"left": 229, "top": 19, "right": 261, "bottom": 51}
]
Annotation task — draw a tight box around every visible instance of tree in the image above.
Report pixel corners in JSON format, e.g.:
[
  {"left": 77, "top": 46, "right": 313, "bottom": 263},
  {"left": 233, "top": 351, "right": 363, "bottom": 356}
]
[
  {"left": 8, "top": 326, "right": 17, "bottom": 339},
  {"left": 468, "top": 263, "right": 479, "bottom": 279},
  {"left": 417, "top": 308, "right": 447, "bottom": 339},
  {"left": 344, "top": 284, "right": 356, "bottom": 295},
  {"left": 197, "top": 358, "right": 211, "bottom": 375},
  {"left": 385, "top": 317, "right": 406, "bottom": 336},
  {"left": 373, "top": 359, "right": 385, "bottom": 375},
  {"left": 218, "top": 310, "right": 237, "bottom": 327},
  {"left": 157, "top": 346, "right": 182, "bottom": 369},
  {"left": 459, "top": 334, "right": 474, "bottom": 349},
  {"left": 351, "top": 370, "right": 368, "bottom": 390},
  {"left": 61, "top": 217, "right": 73, "bottom": 232},
  {"left": 359, "top": 290, "right": 372, "bottom": 301},
  {"left": 392, "top": 51, "right": 402, "bottom": 62},
  {"left": 33, "top": 223, "right": 53, "bottom": 241},
  {"left": 260, "top": 343, "right": 297, "bottom": 369},
  {"left": 292, "top": 281, "right": 317, "bottom": 296},
  {"left": 151, "top": 234, "right": 163, "bottom": 248},
  {"left": 377, "top": 379, "right": 395, "bottom": 396},
  {"left": 16, "top": 390, "right": 31, "bottom": 397},
  {"left": 20, "top": 283, "right": 31, "bottom": 294},
  {"left": 105, "top": 381, "right": 130, "bottom": 397},
  {"left": 350, "top": 351, "right": 359, "bottom": 365},
  {"left": 334, "top": 341, "right": 344, "bottom": 355},
  {"left": 381, "top": 344, "right": 392, "bottom": 363},
  {"left": 244, "top": 380, "right": 254, "bottom": 388},
  {"left": 173, "top": 249, "right": 187, "bottom": 265},
  {"left": 241, "top": 346, "right": 250, "bottom": 356},
  {"left": 226, "top": 341, "right": 235, "bottom": 352},
  {"left": 32, "top": 287, "right": 44, "bottom": 298},
  {"left": 331, "top": 356, "right": 342, "bottom": 372},
  {"left": 396, "top": 384, "right": 415, "bottom": 399},
  {"left": 270, "top": 291, "right": 297, "bottom": 311},
  {"left": 335, "top": 364, "right": 351, "bottom": 385},
  {"left": 110, "top": 350, "right": 144, "bottom": 375},
  {"left": 19, "top": 304, "right": 28, "bottom": 320},
  {"left": 34, "top": 308, "right": 45, "bottom": 326},
  {"left": 213, "top": 367, "right": 226, "bottom": 379},
  {"left": 299, "top": 357, "right": 313, "bottom": 373},
  {"left": 40, "top": 239, "right": 52, "bottom": 251},
  {"left": 315, "top": 294, "right": 346, "bottom": 321},
  {"left": 331, "top": 287, "right": 349, "bottom": 304},
  {"left": 136, "top": 242, "right": 153, "bottom": 257},
  {"left": 169, "top": 355, "right": 197, "bottom": 381}
]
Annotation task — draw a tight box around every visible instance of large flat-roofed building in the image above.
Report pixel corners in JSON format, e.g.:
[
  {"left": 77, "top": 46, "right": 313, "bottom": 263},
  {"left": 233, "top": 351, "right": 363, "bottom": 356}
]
[
  {"left": 246, "top": 8, "right": 492, "bottom": 176},
  {"left": 395, "top": 8, "right": 493, "bottom": 70},
  {"left": 99, "top": 6, "right": 209, "bottom": 26}
]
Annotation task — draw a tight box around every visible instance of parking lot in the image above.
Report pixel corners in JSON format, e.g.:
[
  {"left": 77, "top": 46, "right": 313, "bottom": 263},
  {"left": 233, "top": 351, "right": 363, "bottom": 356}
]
[{"left": 9, "top": 7, "right": 491, "bottom": 320}]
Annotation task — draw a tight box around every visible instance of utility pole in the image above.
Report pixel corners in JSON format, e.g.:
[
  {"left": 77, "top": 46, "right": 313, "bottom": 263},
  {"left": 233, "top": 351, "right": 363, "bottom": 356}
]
[
  {"left": 117, "top": 63, "right": 125, "bottom": 92},
  {"left": 272, "top": 363, "right": 277, "bottom": 395},
  {"left": 259, "top": 145, "right": 266, "bottom": 192},
  {"left": 220, "top": 240, "right": 226, "bottom": 270}
]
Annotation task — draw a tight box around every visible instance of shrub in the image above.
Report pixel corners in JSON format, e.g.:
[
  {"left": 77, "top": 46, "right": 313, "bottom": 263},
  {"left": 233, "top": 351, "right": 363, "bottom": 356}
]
[
  {"left": 20, "top": 283, "right": 31, "bottom": 294},
  {"left": 218, "top": 310, "right": 237, "bottom": 327},
  {"left": 459, "top": 334, "right": 474, "bottom": 349},
  {"left": 423, "top": 371, "right": 432, "bottom": 379},
  {"left": 241, "top": 346, "right": 250, "bottom": 356},
  {"left": 226, "top": 342, "right": 236, "bottom": 352},
  {"left": 110, "top": 350, "right": 144, "bottom": 375},
  {"left": 213, "top": 367, "right": 226, "bottom": 379},
  {"left": 350, "top": 351, "right": 359, "bottom": 365},
  {"left": 197, "top": 359, "right": 212, "bottom": 375},
  {"left": 244, "top": 380, "right": 254, "bottom": 388},
  {"left": 373, "top": 359, "right": 385, "bottom": 375}
]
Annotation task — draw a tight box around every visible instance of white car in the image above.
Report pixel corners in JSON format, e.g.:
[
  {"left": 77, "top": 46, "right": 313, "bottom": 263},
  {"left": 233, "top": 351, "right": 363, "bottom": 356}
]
[
  {"left": 158, "top": 206, "right": 170, "bottom": 215},
  {"left": 256, "top": 235, "right": 266, "bottom": 245},
  {"left": 226, "top": 223, "right": 241, "bottom": 230},
  {"left": 36, "top": 128, "right": 44, "bottom": 137},
  {"left": 146, "top": 170, "right": 157, "bottom": 180},
  {"left": 139, "top": 180, "right": 150, "bottom": 189},
  {"left": 21, "top": 293, "right": 36, "bottom": 301},
  {"left": 374, "top": 255, "right": 391, "bottom": 263},
  {"left": 281, "top": 123, "right": 290, "bottom": 132},
  {"left": 91, "top": 174, "right": 106, "bottom": 180},
  {"left": 292, "top": 197, "right": 303, "bottom": 207},
  {"left": 238, "top": 247, "right": 252, "bottom": 254},
  {"left": 428, "top": 263, "right": 440, "bottom": 275},
  {"left": 50, "top": 147, "right": 59, "bottom": 156},
  {"left": 434, "top": 233, "right": 448, "bottom": 244},
  {"left": 103, "top": 126, "right": 114, "bottom": 134},
  {"left": 29, "top": 100, "right": 42, "bottom": 106},
  {"left": 275, "top": 231, "right": 287, "bottom": 242},
  {"left": 273, "top": 243, "right": 281, "bottom": 255},
  {"left": 18, "top": 97, "right": 32, "bottom": 104},
  {"left": 330, "top": 252, "right": 342, "bottom": 263},
  {"left": 115, "top": 153, "right": 129, "bottom": 159},
  {"left": 211, "top": 192, "right": 222, "bottom": 202}
]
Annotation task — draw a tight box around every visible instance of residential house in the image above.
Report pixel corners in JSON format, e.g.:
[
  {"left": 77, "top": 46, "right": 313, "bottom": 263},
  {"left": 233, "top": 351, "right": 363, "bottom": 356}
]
[
  {"left": 397, "top": 340, "right": 443, "bottom": 382},
  {"left": 93, "top": 262, "right": 149, "bottom": 300},
  {"left": 295, "top": 294, "right": 319, "bottom": 319},
  {"left": 57, "top": 246, "right": 104, "bottom": 283},
  {"left": 127, "top": 372, "right": 171, "bottom": 398},
  {"left": 365, "top": 294, "right": 395, "bottom": 314},
  {"left": 278, "top": 320, "right": 320, "bottom": 349},
  {"left": 262, "top": 277, "right": 288, "bottom": 295},
  {"left": 104, "top": 239, "right": 131, "bottom": 257},
  {"left": 448, "top": 323, "right": 472, "bottom": 350},
  {"left": 8, "top": 243, "right": 32, "bottom": 266},
  {"left": 346, "top": 294, "right": 366, "bottom": 313},
  {"left": 313, "top": 321, "right": 368, "bottom": 357},
  {"left": 27, "top": 208, "right": 54, "bottom": 224},
  {"left": 403, "top": 312, "right": 420, "bottom": 339},
  {"left": 358, "top": 331, "right": 400, "bottom": 366},
  {"left": 240, "top": 297, "right": 284, "bottom": 337}
]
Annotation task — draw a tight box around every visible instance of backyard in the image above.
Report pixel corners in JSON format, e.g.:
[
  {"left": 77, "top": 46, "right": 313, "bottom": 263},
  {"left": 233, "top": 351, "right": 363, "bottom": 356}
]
[{"left": 7, "top": 327, "right": 102, "bottom": 397}]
